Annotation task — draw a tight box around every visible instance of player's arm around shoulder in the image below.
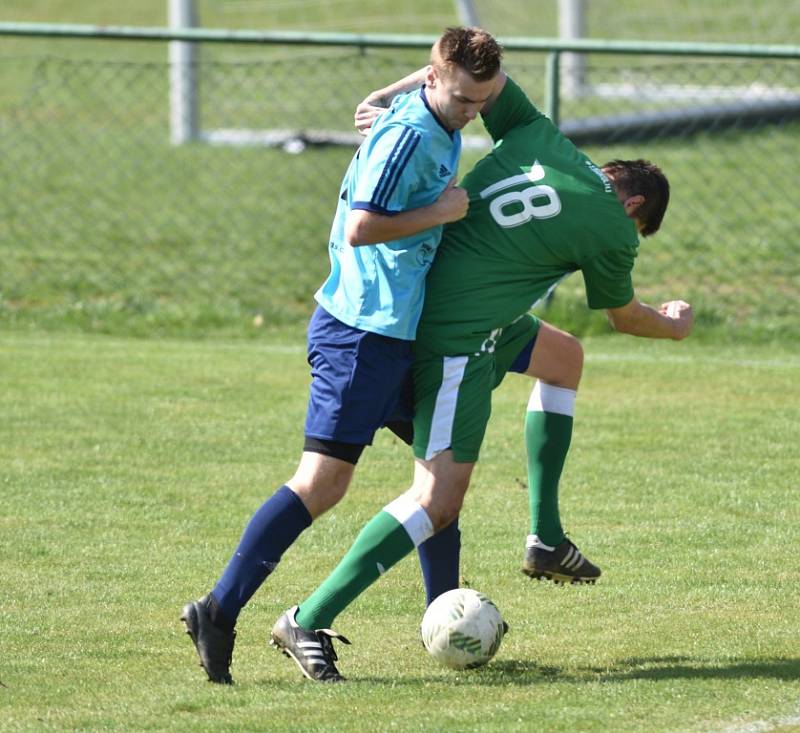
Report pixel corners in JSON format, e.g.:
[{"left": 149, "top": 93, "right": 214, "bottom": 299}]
[
  {"left": 356, "top": 70, "right": 507, "bottom": 137},
  {"left": 606, "top": 297, "right": 693, "bottom": 340},
  {"left": 355, "top": 67, "right": 428, "bottom": 135}
]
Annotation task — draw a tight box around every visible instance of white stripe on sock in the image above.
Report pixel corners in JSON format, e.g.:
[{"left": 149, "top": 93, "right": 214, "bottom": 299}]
[
  {"left": 384, "top": 495, "right": 434, "bottom": 547},
  {"left": 527, "top": 381, "right": 576, "bottom": 417},
  {"left": 426, "top": 355, "right": 468, "bottom": 460}
]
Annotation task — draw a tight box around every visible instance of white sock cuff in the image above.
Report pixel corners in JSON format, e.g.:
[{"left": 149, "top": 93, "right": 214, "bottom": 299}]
[
  {"left": 526, "top": 534, "right": 556, "bottom": 551},
  {"left": 527, "top": 382, "right": 576, "bottom": 417},
  {"left": 384, "top": 495, "right": 435, "bottom": 547}
]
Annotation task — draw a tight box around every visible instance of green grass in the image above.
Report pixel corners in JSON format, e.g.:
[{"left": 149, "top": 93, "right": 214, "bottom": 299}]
[
  {"left": 1, "top": 4, "right": 798, "bottom": 731},
  {"left": 4, "top": 123, "right": 799, "bottom": 341},
  {"left": 2, "top": 330, "right": 799, "bottom": 732}
]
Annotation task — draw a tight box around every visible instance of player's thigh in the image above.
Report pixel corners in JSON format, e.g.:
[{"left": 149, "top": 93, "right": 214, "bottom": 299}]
[{"left": 412, "top": 350, "right": 494, "bottom": 464}]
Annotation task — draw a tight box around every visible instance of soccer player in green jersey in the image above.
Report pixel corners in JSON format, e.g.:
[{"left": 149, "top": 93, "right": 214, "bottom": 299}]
[{"left": 271, "top": 71, "right": 693, "bottom": 681}]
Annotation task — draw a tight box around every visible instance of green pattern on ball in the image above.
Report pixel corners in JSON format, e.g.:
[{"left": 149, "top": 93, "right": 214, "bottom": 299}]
[{"left": 448, "top": 631, "right": 483, "bottom": 655}]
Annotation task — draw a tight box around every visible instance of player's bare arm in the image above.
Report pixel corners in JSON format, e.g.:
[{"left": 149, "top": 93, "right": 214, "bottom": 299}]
[
  {"left": 355, "top": 69, "right": 507, "bottom": 135},
  {"left": 345, "top": 178, "right": 468, "bottom": 246},
  {"left": 606, "top": 296, "right": 693, "bottom": 340},
  {"left": 355, "top": 68, "right": 430, "bottom": 135}
]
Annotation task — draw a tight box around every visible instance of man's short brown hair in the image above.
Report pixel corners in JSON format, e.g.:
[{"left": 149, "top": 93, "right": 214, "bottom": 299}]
[
  {"left": 603, "top": 159, "right": 670, "bottom": 237},
  {"left": 431, "top": 27, "right": 503, "bottom": 82}
]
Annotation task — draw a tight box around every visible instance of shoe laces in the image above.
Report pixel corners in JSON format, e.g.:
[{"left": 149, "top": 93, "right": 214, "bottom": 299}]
[
  {"left": 316, "top": 628, "right": 351, "bottom": 664},
  {"left": 318, "top": 633, "right": 338, "bottom": 663}
]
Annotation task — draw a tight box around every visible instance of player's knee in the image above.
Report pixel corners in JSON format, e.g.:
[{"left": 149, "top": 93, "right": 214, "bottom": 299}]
[
  {"left": 288, "top": 454, "right": 355, "bottom": 518},
  {"left": 421, "top": 483, "right": 468, "bottom": 531},
  {"left": 548, "top": 329, "right": 583, "bottom": 388},
  {"left": 565, "top": 333, "right": 584, "bottom": 375},
  {"left": 289, "top": 476, "right": 349, "bottom": 519},
  {"left": 428, "top": 501, "right": 462, "bottom": 533}
]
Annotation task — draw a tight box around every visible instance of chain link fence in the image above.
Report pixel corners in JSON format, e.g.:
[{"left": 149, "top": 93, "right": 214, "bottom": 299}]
[{"left": 1, "top": 35, "right": 799, "bottom": 339}]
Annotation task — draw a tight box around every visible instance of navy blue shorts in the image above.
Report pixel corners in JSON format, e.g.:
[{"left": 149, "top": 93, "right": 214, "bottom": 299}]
[{"left": 304, "top": 306, "right": 414, "bottom": 446}]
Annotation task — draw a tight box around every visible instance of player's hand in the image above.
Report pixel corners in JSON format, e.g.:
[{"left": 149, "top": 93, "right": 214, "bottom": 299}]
[
  {"left": 354, "top": 98, "right": 386, "bottom": 135},
  {"left": 434, "top": 178, "right": 469, "bottom": 224},
  {"left": 660, "top": 299, "right": 693, "bottom": 340}
]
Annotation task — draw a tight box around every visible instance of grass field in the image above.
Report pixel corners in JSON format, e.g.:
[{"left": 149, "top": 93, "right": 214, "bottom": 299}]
[
  {"left": 2, "top": 3, "right": 799, "bottom": 731},
  {"left": 2, "top": 331, "right": 799, "bottom": 733}
]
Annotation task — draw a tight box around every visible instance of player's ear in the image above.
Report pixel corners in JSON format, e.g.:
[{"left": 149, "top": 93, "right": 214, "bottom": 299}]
[
  {"left": 425, "top": 64, "right": 438, "bottom": 88},
  {"left": 623, "top": 194, "right": 645, "bottom": 218}
]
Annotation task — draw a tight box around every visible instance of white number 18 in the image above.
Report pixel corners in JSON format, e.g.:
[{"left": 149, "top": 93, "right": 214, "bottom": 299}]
[{"left": 479, "top": 160, "right": 561, "bottom": 228}]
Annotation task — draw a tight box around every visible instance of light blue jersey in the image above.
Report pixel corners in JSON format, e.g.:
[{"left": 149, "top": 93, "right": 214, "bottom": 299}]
[{"left": 315, "top": 87, "right": 461, "bottom": 340}]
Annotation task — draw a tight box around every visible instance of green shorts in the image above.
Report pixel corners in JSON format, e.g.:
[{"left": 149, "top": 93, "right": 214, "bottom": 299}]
[{"left": 412, "top": 314, "right": 541, "bottom": 463}]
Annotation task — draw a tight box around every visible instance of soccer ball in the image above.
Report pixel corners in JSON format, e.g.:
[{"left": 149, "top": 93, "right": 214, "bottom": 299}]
[{"left": 421, "top": 588, "right": 506, "bottom": 670}]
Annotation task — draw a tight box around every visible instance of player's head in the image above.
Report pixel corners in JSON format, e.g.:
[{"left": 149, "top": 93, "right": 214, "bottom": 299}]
[
  {"left": 431, "top": 27, "right": 502, "bottom": 82},
  {"left": 602, "top": 159, "right": 670, "bottom": 237},
  {"left": 425, "top": 27, "right": 503, "bottom": 131}
]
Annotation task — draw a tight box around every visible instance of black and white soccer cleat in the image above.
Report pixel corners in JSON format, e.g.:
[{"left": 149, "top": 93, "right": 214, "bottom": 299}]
[
  {"left": 270, "top": 605, "right": 350, "bottom": 682},
  {"left": 522, "top": 537, "right": 601, "bottom": 585}
]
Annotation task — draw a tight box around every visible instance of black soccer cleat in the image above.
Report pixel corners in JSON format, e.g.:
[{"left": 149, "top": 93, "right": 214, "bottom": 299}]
[
  {"left": 522, "top": 538, "right": 601, "bottom": 585},
  {"left": 181, "top": 595, "right": 236, "bottom": 684},
  {"left": 270, "top": 606, "right": 350, "bottom": 682}
]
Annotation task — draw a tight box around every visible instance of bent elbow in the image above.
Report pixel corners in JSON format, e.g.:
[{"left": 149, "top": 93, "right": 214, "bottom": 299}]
[
  {"left": 344, "top": 220, "right": 361, "bottom": 246},
  {"left": 345, "top": 213, "right": 371, "bottom": 246}
]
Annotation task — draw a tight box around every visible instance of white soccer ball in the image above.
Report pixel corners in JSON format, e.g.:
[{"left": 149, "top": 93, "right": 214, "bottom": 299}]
[{"left": 421, "top": 588, "right": 506, "bottom": 670}]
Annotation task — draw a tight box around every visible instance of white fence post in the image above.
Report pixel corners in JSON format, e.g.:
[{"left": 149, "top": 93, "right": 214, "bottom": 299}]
[
  {"left": 169, "top": 0, "right": 199, "bottom": 145},
  {"left": 559, "top": 0, "right": 586, "bottom": 98},
  {"left": 454, "top": 0, "right": 481, "bottom": 27}
]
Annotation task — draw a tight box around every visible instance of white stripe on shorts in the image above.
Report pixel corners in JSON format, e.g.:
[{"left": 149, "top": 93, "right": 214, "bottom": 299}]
[
  {"left": 425, "top": 355, "right": 469, "bottom": 460},
  {"left": 527, "top": 381, "right": 576, "bottom": 417}
]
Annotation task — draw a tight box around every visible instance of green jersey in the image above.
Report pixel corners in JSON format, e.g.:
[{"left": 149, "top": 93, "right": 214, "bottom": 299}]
[{"left": 417, "top": 77, "right": 639, "bottom": 354}]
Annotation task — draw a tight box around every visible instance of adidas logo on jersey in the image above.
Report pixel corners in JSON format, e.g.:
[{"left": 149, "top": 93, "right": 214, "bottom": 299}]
[{"left": 438, "top": 164, "right": 452, "bottom": 178}]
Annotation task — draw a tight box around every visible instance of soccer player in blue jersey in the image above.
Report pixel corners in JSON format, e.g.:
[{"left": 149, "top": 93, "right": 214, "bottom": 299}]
[{"left": 181, "top": 27, "right": 504, "bottom": 685}]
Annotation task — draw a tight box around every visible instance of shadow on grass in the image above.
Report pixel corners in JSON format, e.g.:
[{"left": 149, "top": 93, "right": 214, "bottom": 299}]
[
  {"left": 459, "top": 655, "right": 800, "bottom": 687},
  {"left": 300, "top": 656, "right": 800, "bottom": 687}
]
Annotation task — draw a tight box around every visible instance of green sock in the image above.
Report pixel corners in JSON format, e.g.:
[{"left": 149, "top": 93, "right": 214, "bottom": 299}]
[
  {"left": 295, "top": 509, "right": 417, "bottom": 630},
  {"left": 526, "top": 382, "right": 576, "bottom": 546}
]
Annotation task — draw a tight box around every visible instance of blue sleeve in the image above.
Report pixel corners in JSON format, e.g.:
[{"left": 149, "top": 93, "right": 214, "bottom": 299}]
[{"left": 352, "top": 124, "right": 424, "bottom": 215}]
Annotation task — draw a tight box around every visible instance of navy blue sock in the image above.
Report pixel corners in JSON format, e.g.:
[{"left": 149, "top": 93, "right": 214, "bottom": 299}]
[
  {"left": 417, "top": 518, "right": 461, "bottom": 606},
  {"left": 211, "top": 485, "right": 312, "bottom": 624}
]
